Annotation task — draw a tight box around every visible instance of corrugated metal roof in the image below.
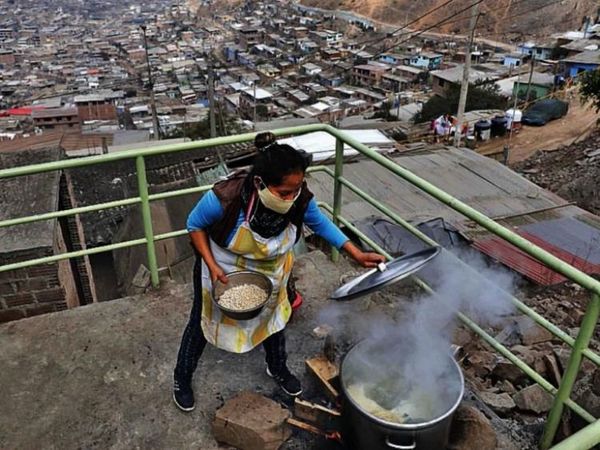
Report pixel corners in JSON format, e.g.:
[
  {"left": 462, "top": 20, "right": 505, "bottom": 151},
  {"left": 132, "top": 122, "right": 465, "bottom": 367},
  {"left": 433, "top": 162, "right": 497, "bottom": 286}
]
[
  {"left": 307, "top": 146, "right": 600, "bottom": 285},
  {"left": 308, "top": 146, "right": 564, "bottom": 225},
  {"left": 473, "top": 229, "right": 600, "bottom": 285}
]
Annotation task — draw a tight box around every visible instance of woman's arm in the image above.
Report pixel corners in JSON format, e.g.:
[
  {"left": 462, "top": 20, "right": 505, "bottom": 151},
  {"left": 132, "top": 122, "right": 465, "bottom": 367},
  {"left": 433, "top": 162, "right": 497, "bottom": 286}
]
[
  {"left": 303, "top": 199, "right": 385, "bottom": 268},
  {"left": 190, "top": 230, "right": 228, "bottom": 283},
  {"left": 187, "top": 190, "right": 229, "bottom": 283}
]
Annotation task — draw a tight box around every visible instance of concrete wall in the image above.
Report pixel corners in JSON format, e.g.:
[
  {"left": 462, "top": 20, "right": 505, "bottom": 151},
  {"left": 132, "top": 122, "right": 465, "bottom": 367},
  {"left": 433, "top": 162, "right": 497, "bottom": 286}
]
[{"left": 111, "top": 179, "right": 200, "bottom": 295}]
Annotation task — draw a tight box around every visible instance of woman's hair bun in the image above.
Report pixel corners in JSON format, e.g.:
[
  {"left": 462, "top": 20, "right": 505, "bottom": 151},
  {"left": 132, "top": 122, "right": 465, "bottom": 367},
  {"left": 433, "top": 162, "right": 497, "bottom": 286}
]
[{"left": 255, "top": 132, "right": 277, "bottom": 150}]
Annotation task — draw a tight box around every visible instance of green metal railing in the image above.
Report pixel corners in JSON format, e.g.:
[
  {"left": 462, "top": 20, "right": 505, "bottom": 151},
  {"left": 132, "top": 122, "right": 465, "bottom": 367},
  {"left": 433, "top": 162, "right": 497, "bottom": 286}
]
[{"left": 1, "top": 124, "right": 599, "bottom": 449}]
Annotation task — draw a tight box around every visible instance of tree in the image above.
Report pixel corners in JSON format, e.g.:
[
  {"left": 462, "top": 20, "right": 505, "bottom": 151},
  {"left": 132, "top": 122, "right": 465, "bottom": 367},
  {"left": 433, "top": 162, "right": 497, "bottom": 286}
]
[
  {"left": 414, "top": 82, "right": 508, "bottom": 123},
  {"left": 579, "top": 69, "right": 600, "bottom": 112}
]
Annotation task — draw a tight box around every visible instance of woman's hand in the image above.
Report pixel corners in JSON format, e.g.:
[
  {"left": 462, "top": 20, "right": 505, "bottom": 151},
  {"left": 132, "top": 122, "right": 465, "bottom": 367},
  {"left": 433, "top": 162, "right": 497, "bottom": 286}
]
[
  {"left": 209, "top": 264, "right": 229, "bottom": 284},
  {"left": 354, "top": 251, "right": 387, "bottom": 268},
  {"left": 342, "top": 241, "right": 386, "bottom": 268}
]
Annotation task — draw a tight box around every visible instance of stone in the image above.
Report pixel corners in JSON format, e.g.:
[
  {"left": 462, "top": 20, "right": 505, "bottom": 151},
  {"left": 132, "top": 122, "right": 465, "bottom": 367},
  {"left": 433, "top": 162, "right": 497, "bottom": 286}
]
[
  {"left": 453, "top": 327, "right": 474, "bottom": 346},
  {"left": 592, "top": 369, "right": 600, "bottom": 396},
  {"left": 516, "top": 317, "right": 554, "bottom": 345},
  {"left": 497, "top": 380, "right": 517, "bottom": 395},
  {"left": 513, "top": 384, "right": 554, "bottom": 414},
  {"left": 311, "top": 324, "right": 333, "bottom": 339},
  {"left": 494, "top": 323, "right": 521, "bottom": 347},
  {"left": 479, "top": 391, "right": 516, "bottom": 415},
  {"left": 212, "top": 391, "right": 292, "bottom": 450},
  {"left": 466, "top": 351, "right": 497, "bottom": 378},
  {"left": 493, "top": 358, "right": 527, "bottom": 385},
  {"left": 130, "top": 264, "right": 151, "bottom": 294},
  {"left": 448, "top": 405, "right": 497, "bottom": 450}
]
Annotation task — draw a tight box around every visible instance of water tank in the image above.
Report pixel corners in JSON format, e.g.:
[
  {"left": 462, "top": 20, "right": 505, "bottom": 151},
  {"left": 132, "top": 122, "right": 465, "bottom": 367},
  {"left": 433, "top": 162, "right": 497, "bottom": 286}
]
[
  {"left": 505, "top": 108, "right": 522, "bottom": 130},
  {"left": 491, "top": 116, "right": 508, "bottom": 137},
  {"left": 474, "top": 119, "right": 491, "bottom": 141}
]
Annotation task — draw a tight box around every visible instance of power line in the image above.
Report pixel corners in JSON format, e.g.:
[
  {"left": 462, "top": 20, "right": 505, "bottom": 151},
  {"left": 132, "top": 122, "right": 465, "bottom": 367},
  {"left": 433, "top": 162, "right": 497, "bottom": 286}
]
[
  {"left": 356, "top": 0, "right": 459, "bottom": 48},
  {"left": 372, "top": 0, "right": 488, "bottom": 59},
  {"left": 437, "top": 0, "right": 564, "bottom": 29}
]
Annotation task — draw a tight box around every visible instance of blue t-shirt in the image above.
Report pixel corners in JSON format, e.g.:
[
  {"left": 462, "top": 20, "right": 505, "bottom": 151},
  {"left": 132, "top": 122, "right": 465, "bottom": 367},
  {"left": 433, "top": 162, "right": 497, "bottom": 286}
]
[{"left": 187, "top": 190, "right": 349, "bottom": 249}]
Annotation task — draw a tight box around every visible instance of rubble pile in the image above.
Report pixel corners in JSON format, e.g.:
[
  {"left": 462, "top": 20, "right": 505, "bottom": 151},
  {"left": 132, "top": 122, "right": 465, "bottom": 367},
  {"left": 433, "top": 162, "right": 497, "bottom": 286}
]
[
  {"left": 451, "top": 280, "right": 600, "bottom": 441},
  {"left": 514, "top": 129, "right": 600, "bottom": 215}
]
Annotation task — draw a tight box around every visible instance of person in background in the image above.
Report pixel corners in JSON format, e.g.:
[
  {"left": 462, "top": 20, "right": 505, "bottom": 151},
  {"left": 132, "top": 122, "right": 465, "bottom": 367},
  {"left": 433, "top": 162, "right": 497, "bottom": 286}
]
[
  {"left": 433, "top": 113, "right": 452, "bottom": 143},
  {"left": 172, "top": 132, "right": 385, "bottom": 412}
]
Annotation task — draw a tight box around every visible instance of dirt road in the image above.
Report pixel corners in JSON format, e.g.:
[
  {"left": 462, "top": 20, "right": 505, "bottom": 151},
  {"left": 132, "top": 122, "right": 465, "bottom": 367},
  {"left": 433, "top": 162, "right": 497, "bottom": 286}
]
[{"left": 476, "top": 97, "right": 599, "bottom": 165}]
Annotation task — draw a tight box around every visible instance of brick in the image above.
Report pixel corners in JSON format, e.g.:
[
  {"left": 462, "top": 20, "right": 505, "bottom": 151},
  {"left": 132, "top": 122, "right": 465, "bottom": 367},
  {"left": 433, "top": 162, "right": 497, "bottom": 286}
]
[
  {"left": 25, "top": 304, "right": 57, "bottom": 318},
  {"left": 4, "top": 292, "right": 35, "bottom": 307},
  {"left": 27, "top": 264, "right": 58, "bottom": 278},
  {"left": 0, "top": 269, "right": 28, "bottom": 282},
  {"left": 15, "top": 278, "right": 48, "bottom": 291},
  {"left": 0, "top": 282, "right": 15, "bottom": 296},
  {"left": 212, "top": 391, "right": 291, "bottom": 450},
  {"left": 35, "top": 287, "right": 65, "bottom": 304},
  {"left": 0, "top": 308, "right": 26, "bottom": 323}
]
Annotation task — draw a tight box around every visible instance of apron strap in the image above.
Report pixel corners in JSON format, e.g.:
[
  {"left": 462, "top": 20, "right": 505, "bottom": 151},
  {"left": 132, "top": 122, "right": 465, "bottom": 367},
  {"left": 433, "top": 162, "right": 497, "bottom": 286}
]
[{"left": 246, "top": 190, "right": 257, "bottom": 222}]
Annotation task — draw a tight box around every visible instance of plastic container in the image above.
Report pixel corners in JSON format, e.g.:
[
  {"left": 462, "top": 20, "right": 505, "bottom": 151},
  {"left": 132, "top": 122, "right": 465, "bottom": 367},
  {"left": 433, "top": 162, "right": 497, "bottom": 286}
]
[
  {"left": 474, "top": 120, "right": 491, "bottom": 141},
  {"left": 505, "top": 108, "right": 522, "bottom": 131},
  {"left": 491, "top": 116, "right": 508, "bottom": 137}
]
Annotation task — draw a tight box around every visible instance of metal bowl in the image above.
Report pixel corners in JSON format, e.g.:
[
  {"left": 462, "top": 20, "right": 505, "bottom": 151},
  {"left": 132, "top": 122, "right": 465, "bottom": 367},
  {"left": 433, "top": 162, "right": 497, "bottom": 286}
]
[{"left": 211, "top": 270, "right": 273, "bottom": 321}]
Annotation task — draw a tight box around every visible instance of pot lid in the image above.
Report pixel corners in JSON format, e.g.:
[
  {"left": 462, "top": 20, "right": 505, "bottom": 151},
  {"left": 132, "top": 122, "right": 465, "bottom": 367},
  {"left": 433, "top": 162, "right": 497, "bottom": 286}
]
[{"left": 330, "top": 246, "right": 441, "bottom": 301}]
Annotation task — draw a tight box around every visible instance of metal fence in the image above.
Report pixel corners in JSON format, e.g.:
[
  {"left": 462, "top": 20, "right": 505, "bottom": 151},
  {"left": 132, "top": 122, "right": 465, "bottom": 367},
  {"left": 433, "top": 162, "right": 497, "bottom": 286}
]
[{"left": 0, "top": 124, "right": 599, "bottom": 449}]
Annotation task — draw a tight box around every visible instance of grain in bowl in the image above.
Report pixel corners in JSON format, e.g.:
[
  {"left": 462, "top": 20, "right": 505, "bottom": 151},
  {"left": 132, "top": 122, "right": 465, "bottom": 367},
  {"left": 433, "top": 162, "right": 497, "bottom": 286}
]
[{"left": 218, "top": 283, "right": 268, "bottom": 310}]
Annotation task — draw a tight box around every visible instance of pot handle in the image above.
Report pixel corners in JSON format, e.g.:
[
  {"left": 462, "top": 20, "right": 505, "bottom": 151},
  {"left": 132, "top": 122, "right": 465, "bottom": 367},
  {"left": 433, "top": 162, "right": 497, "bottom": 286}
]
[{"left": 385, "top": 436, "right": 416, "bottom": 450}]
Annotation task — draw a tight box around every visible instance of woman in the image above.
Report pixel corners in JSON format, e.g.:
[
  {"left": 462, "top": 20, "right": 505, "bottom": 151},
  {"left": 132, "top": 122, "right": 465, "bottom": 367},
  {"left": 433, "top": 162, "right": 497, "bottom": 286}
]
[{"left": 173, "top": 132, "right": 385, "bottom": 412}]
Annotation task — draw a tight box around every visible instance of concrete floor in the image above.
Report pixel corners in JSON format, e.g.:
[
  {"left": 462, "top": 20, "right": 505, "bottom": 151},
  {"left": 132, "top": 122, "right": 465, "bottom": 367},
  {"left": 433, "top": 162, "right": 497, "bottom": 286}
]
[{"left": 0, "top": 251, "right": 355, "bottom": 450}]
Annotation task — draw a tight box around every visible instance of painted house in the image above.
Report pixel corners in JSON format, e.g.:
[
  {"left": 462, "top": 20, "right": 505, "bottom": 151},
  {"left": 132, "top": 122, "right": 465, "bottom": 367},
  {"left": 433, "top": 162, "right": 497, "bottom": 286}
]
[
  {"left": 563, "top": 50, "right": 600, "bottom": 77},
  {"left": 518, "top": 41, "right": 555, "bottom": 60},
  {"left": 503, "top": 53, "right": 528, "bottom": 67},
  {"left": 407, "top": 52, "right": 443, "bottom": 70},
  {"left": 379, "top": 53, "right": 409, "bottom": 66}
]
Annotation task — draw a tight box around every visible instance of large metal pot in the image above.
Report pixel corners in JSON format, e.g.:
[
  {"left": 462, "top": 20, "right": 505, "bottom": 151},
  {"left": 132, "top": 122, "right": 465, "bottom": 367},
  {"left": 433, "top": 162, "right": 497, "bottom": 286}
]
[{"left": 340, "top": 339, "right": 465, "bottom": 450}]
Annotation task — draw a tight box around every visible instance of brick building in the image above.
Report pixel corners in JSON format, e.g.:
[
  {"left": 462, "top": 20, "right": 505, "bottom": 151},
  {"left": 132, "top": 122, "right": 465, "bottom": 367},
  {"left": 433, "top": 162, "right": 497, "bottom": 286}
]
[
  {"left": 0, "top": 147, "right": 95, "bottom": 323},
  {"left": 0, "top": 49, "right": 15, "bottom": 66},
  {"left": 32, "top": 107, "right": 81, "bottom": 131},
  {"left": 74, "top": 94, "right": 118, "bottom": 122}
]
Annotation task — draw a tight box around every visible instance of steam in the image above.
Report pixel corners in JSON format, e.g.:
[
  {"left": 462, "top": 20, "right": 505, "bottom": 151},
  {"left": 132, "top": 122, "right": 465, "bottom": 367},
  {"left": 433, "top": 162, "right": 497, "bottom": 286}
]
[{"left": 321, "top": 248, "right": 516, "bottom": 416}]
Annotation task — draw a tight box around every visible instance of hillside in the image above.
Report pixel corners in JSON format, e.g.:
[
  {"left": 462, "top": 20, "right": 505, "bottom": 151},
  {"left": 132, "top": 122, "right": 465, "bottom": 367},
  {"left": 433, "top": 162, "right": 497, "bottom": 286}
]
[{"left": 299, "top": 0, "right": 598, "bottom": 39}]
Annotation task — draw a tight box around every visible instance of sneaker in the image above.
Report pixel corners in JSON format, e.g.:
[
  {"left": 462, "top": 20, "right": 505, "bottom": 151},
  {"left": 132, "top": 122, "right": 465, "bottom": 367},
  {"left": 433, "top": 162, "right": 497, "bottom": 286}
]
[
  {"left": 173, "top": 379, "right": 195, "bottom": 412},
  {"left": 266, "top": 364, "right": 303, "bottom": 396}
]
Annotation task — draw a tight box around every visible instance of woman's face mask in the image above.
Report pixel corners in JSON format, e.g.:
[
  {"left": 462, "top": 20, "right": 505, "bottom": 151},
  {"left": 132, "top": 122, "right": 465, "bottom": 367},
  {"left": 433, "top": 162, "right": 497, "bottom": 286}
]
[{"left": 255, "top": 176, "right": 302, "bottom": 215}]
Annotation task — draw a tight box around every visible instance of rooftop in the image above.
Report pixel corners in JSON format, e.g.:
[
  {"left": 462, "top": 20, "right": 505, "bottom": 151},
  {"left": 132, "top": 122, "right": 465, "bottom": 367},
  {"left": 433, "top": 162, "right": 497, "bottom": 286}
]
[
  {"left": 0, "top": 147, "right": 61, "bottom": 254},
  {"left": 563, "top": 49, "right": 600, "bottom": 65}
]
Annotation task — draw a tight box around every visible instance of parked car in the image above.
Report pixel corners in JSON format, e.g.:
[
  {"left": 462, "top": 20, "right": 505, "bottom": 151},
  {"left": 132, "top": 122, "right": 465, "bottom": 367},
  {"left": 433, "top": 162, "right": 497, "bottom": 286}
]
[{"left": 522, "top": 99, "right": 569, "bottom": 126}]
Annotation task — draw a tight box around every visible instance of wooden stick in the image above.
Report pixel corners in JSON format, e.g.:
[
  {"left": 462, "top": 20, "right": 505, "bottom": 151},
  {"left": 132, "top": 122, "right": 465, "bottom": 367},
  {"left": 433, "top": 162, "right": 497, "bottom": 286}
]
[
  {"left": 305, "top": 356, "right": 340, "bottom": 400},
  {"left": 294, "top": 398, "right": 341, "bottom": 425},
  {"left": 287, "top": 418, "right": 327, "bottom": 437}
]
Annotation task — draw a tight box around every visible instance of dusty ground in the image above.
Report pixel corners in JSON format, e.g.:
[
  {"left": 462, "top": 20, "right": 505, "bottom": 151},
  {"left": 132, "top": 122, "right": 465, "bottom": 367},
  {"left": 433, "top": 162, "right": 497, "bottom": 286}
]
[
  {"left": 3, "top": 247, "right": 596, "bottom": 449},
  {"left": 0, "top": 251, "right": 355, "bottom": 450},
  {"left": 514, "top": 127, "right": 600, "bottom": 216},
  {"left": 300, "top": 0, "right": 595, "bottom": 38},
  {"left": 476, "top": 97, "right": 598, "bottom": 164}
]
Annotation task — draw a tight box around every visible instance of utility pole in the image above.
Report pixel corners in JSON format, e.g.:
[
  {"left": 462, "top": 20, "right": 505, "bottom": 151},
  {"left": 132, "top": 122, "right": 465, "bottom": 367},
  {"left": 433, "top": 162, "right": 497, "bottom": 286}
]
[
  {"left": 524, "top": 54, "right": 535, "bottom": 104},
  {"left": 453, "top": 3, "right": 481, "bottom": 148},
  {"left": 140, "top": 25, "right": 160, "bottom": 140},
  {"left": 207, "top": 52, "right": 217, "bottom": 138},
  {"left": 253, "top": 81, "right": 257, "bottom": 129}
]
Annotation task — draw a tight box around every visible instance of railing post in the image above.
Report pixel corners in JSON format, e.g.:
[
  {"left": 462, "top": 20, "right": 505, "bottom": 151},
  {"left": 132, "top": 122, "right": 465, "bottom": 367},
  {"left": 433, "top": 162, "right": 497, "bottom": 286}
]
[
  {"left": 332, "top": 137, "right": 344, "bottom": 263},
  {"left": 136, "top": 155, "right": 159, "bottom": 287},
  {"left": 541, "top": 292, "right": 600, "bottom": 449}
]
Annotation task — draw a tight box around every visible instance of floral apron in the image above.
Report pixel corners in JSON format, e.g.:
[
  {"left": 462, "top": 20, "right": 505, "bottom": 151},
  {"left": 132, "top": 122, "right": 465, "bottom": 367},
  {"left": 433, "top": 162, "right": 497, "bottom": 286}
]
[{"left": 200, "top": 194, "right": 296, "bottom": 353}]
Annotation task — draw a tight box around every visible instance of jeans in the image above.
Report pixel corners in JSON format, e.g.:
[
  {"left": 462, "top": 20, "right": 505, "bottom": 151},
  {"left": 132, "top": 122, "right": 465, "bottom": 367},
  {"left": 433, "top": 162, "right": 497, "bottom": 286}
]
[{"left": 173, "top": 257, "right": 288, "bottom": 384}]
